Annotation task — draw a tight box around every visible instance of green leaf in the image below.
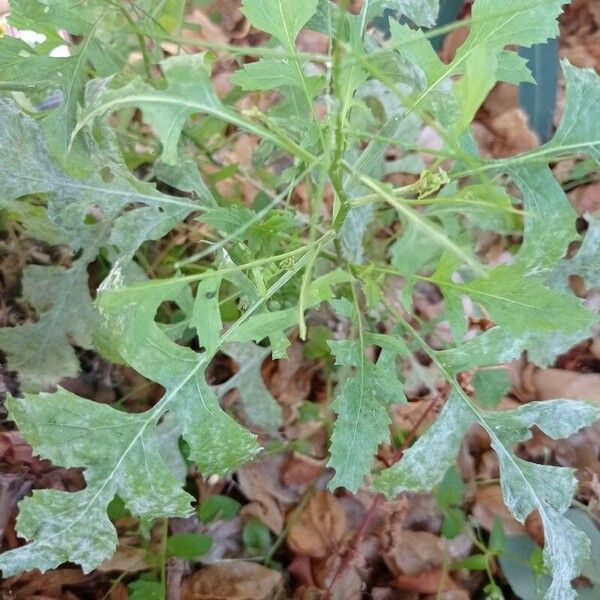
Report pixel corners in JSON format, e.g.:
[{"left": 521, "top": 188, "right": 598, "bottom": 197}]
[
  {"left": 565, "top": 508, "right": 600, "bottom": 585},
  {"left": 497, "top": 50, "right": 536, "bottom": 85},
  {"left": 240, "top": 0, "right": 319, "bottom": 47},
  {"left": 436, "top": 466, "right": 464, "bottom": 510},
  {"left": 442, "top": 508, "right": 466, "bottom": 539},
  {"left": 198, "top": 495, "right": 241, "bottom": 522},
  {"left": 489, "top": 517, "right": 507, "bottom": 555},
  {"left": 453, "top": 46, "right": 498, "bottom": 134},
  {"left": 432, "top": 264, "right": 595, "bottom": 335},
  {"left": 0, "top": 260, "right": 98, "bottom": 392},
  {"left": 431, "top": 251, "right": 467, "bottom": 342},
  {"left": 454, "top": 0, "right": 566, "bottom": 64},
  {"left": 370, "top": 0, "right": 440, "bottom": 27},
  {"left": 166, "top": 533, "right": 212, "bottom": 559},
  {"left": 0, "top": 389, "right": 194, "bottom": 574},
  {"left": 485, "top": 402, "right": 599, "bottom": 600},
  {"left": 192, "top": 277, "right": 223, "bottom": 356},
  {"left": 128, "top": 579, "right": 163, "bottom": 600},
  {"left": 85, "top": 55, "right": 221, "bottom": 166},
  {"left": 0, "top": 97, "right": 197, "bottom": 390},
  {"left": 75, "top": 55, "right": 312, "bottom": 165},
  {"left": 242, "top": 517, "right": 271, "bottom": 551},
  {"left": 544, "top": 61, "right": 600, "bottom": 162},
  {"left": 376, "top": 393, "right": 599, "bottom": 600},
  {"left": 499, "top": 535, "right": 551, "bottom": 600},
  {"left": 0, "top": 1, "right": 119, "bottom": 170},
  {"left": 97, "top": 279, "right": 261, "bottom": 477},
  {"left": 453, "top": 554, "right": 489, "bottom": 570},
  {"left": 224, "top": 269, "right": 352, "bottom": 356},
  {"left": 473, "top": 369, "right": 510, "bottom": 409},
  {"left": 388, "top": 20, "right": 446, "bottom": 83},
  {"left": 326, "top": 347, "right": 392, "bottom": 492},
  {"left": 0, "top": 276, "right": 260, "bottom": 575},
  {"left": 509, "top": 165, "right": 578, "bottom": 270},
  {"left": 215, "top": 343, "right": 283, "bottom": 433},
  {"left": 327, "top": 326, "right": 408, "bottom": 492},
  {"left": 375, "top": 393, "right": 473, "bottom": 496},
  {"left": 438, "top": 324, "right": 592, "bottom": 372},
  {"left": 231, "top": 60, "right": 323, "bottom": 92}
]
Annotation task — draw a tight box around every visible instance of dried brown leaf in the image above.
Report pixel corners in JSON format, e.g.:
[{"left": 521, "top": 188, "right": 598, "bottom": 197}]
[
  {"left": 182, "top": 561, "right": 285, "bottom": 600},
  {"left": 472, "top": 485, "right": 525, "bottom": 535},
  {"left": 287, "top": 491, "right": 347, "bottom": 559},
  {"left": 382, "top": 529, "right": 445, "bottom": 577}
]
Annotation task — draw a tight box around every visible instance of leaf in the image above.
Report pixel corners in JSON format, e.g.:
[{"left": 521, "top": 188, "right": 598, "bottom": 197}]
[
  {"left": 166, "top": 533, "right": 212, "bottom": 559},
  {"left": 224, "top": 268, "right": 353, "bottom": 356},
  {"left": 326, "top": 347, "right": 391, "bottom": 493},
  {"left": 201, "top": 205, "right": 257, "bottom": 238},
  {"left": 198, "top": 495, "right": 241, "bottom": 522},
  {"left": 192, "top": 277, "right": 223, "bottom": 356},
  {"left": 453, "top": 46, "right": 497, "bottom": 133},
  {"left": 240, "top": 0, "right": 319, "bottom": 47},
  {"left": 0, "top": 275, "right": 260, "bottom": 575},
  {"left": 388, "top": 0, "right": 567, "bottom": 129},
  {"left": 388, "top": 20, "right": 446, "bottom": 83},
  {"left": 327, "top": 330, "right": 408, "bottom": 492},
  {"left": 509, "top": 164, "right": 579, "bottom": 270},
  {"left": 438, "top": 324, "right": 592, "bottom": 372},
  {"left": 0, "top": 1, "right": 115, "bottom": 169},
  {"left": 435, "top": 466, "right": 465, "bottom": 510},
  {"left": 215, "top": 343, "right": 283, "bottom": 433},
  {"left": 155, "top": 413, "right": 188, "bottom": 484},
  {"left": 369, "top": 0, "right": 440, "bottom": 27},
  {"left": 86, "top": 55, "right": 221, "bottom": 166},
  {"left": 499, "top": 535, "right": 551, "bottom": 600},
  {"left": 231, "top": 59, "right": 318, "bottom": 91},
  {"left": 376, "top": 394, "right": 600, "bottom": 600},
  {"left": 454, "top": 0, "right": 566, "bottom": 63},
  {"left": 75, "top": 55, "right": 312, "bottom": 165},
  {"left": 375, "top": 393, "right": 473, "bottom": 496},
  {"left": 243, "top": 518, "right": 272, "bottom": 551},
  {"left": 486, "top": 401, "right": 599, "bottom": 600},
  {"left": 430, "top": 251, "right": 467, "bottom": 342},
  {"left": 0, "top": 261, "right": 98, "bottom": 391},
  {"left": 97, "top": 278, "right": 261, "bottom": 477},
  {"left": 0, "top": 97, "right": 197, "bottom": 390},
  {"left": 0, "top": 389, "right": 194, "bottom": 575},
  {"left": 432, "top": 264, "right": 596, "bottom": 335},
  {"left": 356, "top": 174, "right": 481, "bottom": 272},
  {"left": 473, "top": 369, "right": 510, "bottom": 409},
  {"left": 544, "top": 61, "right": 600, "bottom": 162},
  {"left": 551, "top": 213, "right": 600, "bottom": 291},
  {"left": 497, "top": 50, "right": 536, "bottom": 85},
  {"left": 565, "top": 508, "right": 600, "bottom": 585},
  {"left": 129, "top": 579, "right": 163, "bottom": 600}
]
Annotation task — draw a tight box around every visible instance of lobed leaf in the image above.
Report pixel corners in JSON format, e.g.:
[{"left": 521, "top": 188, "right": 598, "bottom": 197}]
[
  {"left": 0, "top": 389, "right": 194, "bottom": 575},
  {"left": 241, "top": 0, "right": 319, "bottom": 47},
  {"left": 375, "top": 393, "right": 599, "bottom": 600},
  {"left": 216, "top": 343, "right": 283, "bottom": 433},
  {"left": 327, "top": 326, "right": 408, "bottom": 493},
  {"left": 0, "top": 97, "right": 198, "bottom": 390}
]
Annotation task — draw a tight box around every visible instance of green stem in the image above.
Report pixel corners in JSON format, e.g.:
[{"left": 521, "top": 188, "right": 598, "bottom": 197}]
[{"left": 105, "top": 230, "right": 335, "bottom": 295}]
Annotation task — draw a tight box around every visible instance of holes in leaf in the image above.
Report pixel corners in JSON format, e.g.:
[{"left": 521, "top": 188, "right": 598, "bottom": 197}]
[
  {"left": 100, "top": 166, "right": 115, "bottom": 183},
  {"left": 206, "top": 353, "right": 238, "bottom": 385},
  {"left": 154, "top": 301, "right": 191, "bottom": 348},
  {"left": 154, "top": 300, "right": 184, "bottom": 325}
]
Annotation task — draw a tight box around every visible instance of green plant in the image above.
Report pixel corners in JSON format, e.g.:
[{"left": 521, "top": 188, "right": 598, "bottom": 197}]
[{"left": 0, "top": 2, "right": 599, "bottom": 599}]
